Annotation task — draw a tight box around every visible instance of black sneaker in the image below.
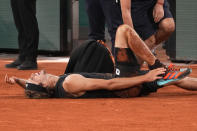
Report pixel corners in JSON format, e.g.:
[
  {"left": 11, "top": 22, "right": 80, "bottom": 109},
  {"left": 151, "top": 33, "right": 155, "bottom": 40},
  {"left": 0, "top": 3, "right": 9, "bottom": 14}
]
[
  {"left": 5, "top": 59, "right": 23, "bottom": 68},
  {"left": 17, "top": 61, "right": 38, "bottom": 70}
]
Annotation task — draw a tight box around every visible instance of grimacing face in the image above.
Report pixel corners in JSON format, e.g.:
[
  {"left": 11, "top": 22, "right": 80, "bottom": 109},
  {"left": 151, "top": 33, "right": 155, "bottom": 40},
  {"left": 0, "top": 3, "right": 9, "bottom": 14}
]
[{"left": 29, "top": 70, "right": 54, "bottom": 88}]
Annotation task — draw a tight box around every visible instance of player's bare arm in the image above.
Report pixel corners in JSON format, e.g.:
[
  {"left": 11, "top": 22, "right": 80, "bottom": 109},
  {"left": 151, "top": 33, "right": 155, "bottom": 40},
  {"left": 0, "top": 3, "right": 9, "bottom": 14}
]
[
  {"left": 153, "top": 0, "right": 164, "bottom": 23},
  {"left": 63, "top": 68, "right": 166, "bottom": 96},
  {"left": 120, "top": 0, "right": 133, "bottom": 28},
  {"left": 5, "top": 74, "right": 37, "bottom": 89}
]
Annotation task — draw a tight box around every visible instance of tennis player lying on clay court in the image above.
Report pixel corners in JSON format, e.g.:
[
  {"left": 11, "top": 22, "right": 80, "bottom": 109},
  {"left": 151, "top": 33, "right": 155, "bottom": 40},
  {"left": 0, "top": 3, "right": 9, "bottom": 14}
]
[
  {"left": 5, "top": 24, "right": 195, "bottom": 98},
  {"left": 5, "top": 68, "right": 197, "bottom": 99}
]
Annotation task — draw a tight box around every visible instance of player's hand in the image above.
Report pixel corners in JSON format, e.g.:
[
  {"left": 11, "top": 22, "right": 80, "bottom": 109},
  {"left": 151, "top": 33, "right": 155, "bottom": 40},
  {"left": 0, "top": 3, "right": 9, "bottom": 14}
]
[
  {"left": 5, "top": 74, "right": 17, "bottom": 85},
  {"left": 144, "top": 68, "right": 166, "bottom": 82},
  {"left": 153, "top": 4, "right": 164, "bottom": 23}
]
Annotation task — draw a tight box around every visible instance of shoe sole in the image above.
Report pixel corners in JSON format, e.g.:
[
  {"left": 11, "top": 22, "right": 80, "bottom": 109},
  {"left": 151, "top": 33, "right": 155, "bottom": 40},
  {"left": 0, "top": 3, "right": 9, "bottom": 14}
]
[
  {"left": 5, "top": 66, "right": 18, "bottom": 68},
  {"left": 157, "top": 68, "right": 192, "bottom": 86},
  {"left": 5, "top": 64, "right": 21, "bottom": 68}
]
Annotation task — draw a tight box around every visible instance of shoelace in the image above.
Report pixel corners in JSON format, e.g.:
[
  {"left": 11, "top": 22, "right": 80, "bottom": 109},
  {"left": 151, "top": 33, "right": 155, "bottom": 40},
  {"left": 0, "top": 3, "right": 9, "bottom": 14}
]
[
  {"left": 166, "top": 63, "right": 180, "bottom": 72},
  {"left": 162, "top": 64, "right": 180, "bottom": 78}
]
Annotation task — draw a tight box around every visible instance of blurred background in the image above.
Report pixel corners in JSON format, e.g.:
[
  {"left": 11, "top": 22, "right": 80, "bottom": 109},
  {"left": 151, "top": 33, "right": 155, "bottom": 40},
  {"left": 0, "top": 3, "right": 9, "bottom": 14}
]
[{"left": 0, "top": 0, "right": 197, "bottom": 61}]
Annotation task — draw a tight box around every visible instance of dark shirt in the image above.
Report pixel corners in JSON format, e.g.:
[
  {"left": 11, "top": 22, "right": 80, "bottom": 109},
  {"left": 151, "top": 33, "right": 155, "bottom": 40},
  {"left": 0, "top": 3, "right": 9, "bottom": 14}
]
[{"left": 53, "top": 73, "right": 118, "bottom": 98}]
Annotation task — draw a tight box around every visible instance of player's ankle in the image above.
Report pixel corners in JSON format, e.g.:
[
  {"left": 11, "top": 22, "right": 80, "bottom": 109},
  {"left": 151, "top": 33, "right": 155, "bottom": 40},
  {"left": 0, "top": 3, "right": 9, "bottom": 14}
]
[{"left": 148, "top": 59, "right": 165, "bottom": 70}]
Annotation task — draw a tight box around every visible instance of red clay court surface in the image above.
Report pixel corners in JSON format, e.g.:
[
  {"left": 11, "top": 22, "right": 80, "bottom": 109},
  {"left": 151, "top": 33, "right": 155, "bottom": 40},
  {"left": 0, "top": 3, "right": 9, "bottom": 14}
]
[{"left": 1, "top": 58, "right": 197, "bottom": 131}]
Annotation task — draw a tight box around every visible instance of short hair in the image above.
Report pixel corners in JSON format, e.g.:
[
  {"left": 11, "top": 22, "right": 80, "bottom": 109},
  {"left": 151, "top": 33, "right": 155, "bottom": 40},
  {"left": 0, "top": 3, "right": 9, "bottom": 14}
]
[{"left": 25, "top": 83, "right": 54, "bottom": 99}]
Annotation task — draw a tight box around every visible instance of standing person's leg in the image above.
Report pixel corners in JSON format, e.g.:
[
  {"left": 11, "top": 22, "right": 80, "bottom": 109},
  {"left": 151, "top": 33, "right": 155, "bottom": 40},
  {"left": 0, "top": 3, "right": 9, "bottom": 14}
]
[
  {"left": 17, "top": 0, "right": 39, "bottom": 70},
  {"left": 85, "top": 0, "right": 106, "bottom": 42},
  {"left": 101, "top": 0, "right": 123, "bottom": 54},
  {"left": 144, "top": 0, "right": 175, "bottom": 50},
  {"left": 145, "top": 19, "right": 175, "bottom": 50},
  {"left": 6, "top": 0, "right": 26, "bottom": 68}
]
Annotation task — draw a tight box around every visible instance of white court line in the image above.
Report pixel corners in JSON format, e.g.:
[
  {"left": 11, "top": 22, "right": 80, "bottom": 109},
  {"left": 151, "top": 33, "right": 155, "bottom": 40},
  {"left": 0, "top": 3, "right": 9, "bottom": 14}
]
[
  {"left": 37, "top": 57, "right": 70, "bottom": 63},
  {"left": 4, "top": 57, "right": 70, "bottom": 63}
]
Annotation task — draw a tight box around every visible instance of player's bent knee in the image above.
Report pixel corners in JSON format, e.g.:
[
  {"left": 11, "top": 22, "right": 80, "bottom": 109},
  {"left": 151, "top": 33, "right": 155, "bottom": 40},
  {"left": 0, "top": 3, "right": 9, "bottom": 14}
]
[
  {"left": 115, "top": 24, "right": 133, "bottom": 48},
  {"left": 117, "top": 24, "right": 133, "bottom": 34}
]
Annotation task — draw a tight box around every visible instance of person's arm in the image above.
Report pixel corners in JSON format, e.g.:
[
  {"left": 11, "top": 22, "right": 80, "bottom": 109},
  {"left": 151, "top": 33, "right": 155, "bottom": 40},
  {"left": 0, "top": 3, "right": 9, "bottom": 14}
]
[
  {"left": 157, "top": 0, "right": 164, "bottom": 6},
  {"left": 63, "top": 68, "right": 165, "bottom": 95},
  {"left": 153, "top": 0, "right": 164, "bottom": 23},
  {"left": 5, "top": 74, "right": 38, "bottom": 89},
  {"left": 120, "top": 0, "right": 133, "bottom": 28}
]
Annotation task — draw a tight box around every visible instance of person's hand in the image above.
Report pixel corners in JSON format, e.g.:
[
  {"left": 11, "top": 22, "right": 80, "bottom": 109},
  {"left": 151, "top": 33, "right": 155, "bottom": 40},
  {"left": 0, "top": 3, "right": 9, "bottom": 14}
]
[
  {"left": 153, "top": 3, "right": 164, "bottom": 23},
  {"left": 5, "top": 74, "right": 17, "bottom": 85},
  {"left": 144, "top": 68, "right": 166, "bottom": 82}
]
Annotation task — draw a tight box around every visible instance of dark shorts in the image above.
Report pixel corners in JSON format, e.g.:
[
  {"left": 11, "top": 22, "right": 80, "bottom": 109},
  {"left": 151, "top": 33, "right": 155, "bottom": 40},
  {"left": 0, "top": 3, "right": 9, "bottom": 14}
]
[
  {"left": 132, "top": 0, "right": 173, "bottom": 40},
  {"left": 65, "top": 40, "right": 115, "bottom": 74}
]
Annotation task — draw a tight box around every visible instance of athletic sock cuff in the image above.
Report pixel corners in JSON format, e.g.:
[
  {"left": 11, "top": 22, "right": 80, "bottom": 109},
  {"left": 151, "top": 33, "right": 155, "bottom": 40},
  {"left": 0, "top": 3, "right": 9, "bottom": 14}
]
[{"left": 148, "top": 59, "right": 165, "bottom": 70}]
